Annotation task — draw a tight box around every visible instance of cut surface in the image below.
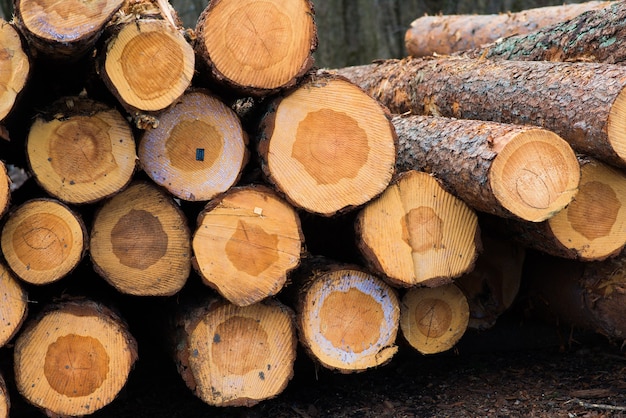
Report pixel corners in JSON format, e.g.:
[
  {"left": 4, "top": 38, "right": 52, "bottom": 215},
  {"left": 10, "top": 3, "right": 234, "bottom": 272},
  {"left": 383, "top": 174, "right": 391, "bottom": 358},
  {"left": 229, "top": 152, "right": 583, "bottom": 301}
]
[
  {"left": 0, "top": 263, "right": 28, "bottom": 347},
  {"left": 0, "top": 20, "right": 29, "bottom": 121},
  {"left": 608, "top": 88, "right": 626, "bottom": 164}
]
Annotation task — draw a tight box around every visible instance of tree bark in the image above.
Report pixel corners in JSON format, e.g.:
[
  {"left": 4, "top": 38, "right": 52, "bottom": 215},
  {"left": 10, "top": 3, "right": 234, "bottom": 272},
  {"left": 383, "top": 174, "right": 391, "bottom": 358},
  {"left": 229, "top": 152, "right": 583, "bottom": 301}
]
[
  {"left": 0, "top": 261, "right": 28, "bottom": 347},
  {"left": 0, "top": 19, "right": 29, "bottom": 125},
  {"left": 405, "top": 1, "right": 612, "bottom": 57},
  {"left": 192, "top": 184, "right": 304, "bottom": 306},
  {"left": 334, "top": 57, "right": 626, "bottom": 169},
  {"left": 138, "top": 89, "right": 249, "bottom": 201},
  {"left": 399, "top": 282, "right": 470, "bottom": 355},
  {"left": 174, "top": 297, "right": 297, "bottom": 407},
  {"left": 356, "top": 170, "right": 480, "bottom": 288},
  {"left": 257, "top": 73, "right": 397, "bottom": 216},
  {"left": 194, "top": 0, "right": 317, "bottom": 97},
  {"left": 13, "top": 298, "right": 138, "bottom": 416},
  {"left": 1, "top": 198, "right": 87, "bottom": 285},
  {"left": 0, "top": 373, "right": 6, "bottom": 418},
  {"left": 26, "top": 96, "right": 137, "bottom": 204},
  {"left": 392, "top": 114, "right": 580, "bottom": 222},
  {"left": 90, "top": 180, "right": 191, "bottom": 296},
  {"left": 292, "top": 258, "right": 400, "bottom": 373}
]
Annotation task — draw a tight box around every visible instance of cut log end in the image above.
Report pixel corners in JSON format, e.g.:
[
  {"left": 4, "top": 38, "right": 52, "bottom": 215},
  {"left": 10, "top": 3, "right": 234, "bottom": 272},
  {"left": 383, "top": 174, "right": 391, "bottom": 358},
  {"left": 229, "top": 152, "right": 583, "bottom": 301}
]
[
  {"left": 176, "top": 299, "right": 297, "bottom": 407},
  {"left": 0, "top": 262, "right": 28, "bottom": 347},
  {"left": 13, "top": 299, "right": 138, "bottom": 416},
  {"left": 608, "top": 87, "right": 626, "bottom": 163},
  {"left": 1, "top": 199, "right": 86, "bottom": 285},
  {"left": 357, "top": 170, "right": 480, "bottom": 287},
  {"left": 297, "top": 266, "right": 400, "bottom": 373},
  {"left": 0, "top": 20, "right": 29, "bottom": 122},
  {"left": 489, "top": 129, "right": 579, "bottom": 222}
]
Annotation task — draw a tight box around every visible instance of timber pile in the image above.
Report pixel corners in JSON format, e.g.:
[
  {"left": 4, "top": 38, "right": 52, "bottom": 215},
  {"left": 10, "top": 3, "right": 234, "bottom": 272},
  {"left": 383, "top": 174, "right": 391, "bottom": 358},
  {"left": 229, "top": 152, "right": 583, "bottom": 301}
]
[{"left": 0, "top": 0, "right": 625, "bottom": 415}]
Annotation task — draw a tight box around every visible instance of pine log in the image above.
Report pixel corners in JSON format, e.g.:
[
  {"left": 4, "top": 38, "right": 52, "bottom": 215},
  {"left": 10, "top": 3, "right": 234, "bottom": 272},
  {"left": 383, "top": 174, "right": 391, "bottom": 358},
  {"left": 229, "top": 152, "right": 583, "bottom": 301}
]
[
  {"left": 0, "top": 373, "right": 7, "bottom": 418},
  {"left": 138, "top": 89, "right": 249, "bottom": 201},
  {"left": 399, "top": 282, "right": 470, "bottom": 355},
  {"left": 174, "top": 297, "right": 297, "bottom": 407},
  {"left": 90, "top": 181, "right": 191, "bottom": 296},
  {"left": 293, "top": 259, "right": 400, "bottom": 373},
  {"left": 404, "top": 1, "right": 612, "bottom": 57},
  {"left": 192, "top": 184, "right": 303, "bottom": 306},
  {"left": 194, "top": 0, "right": 317, "bottom": 96},
  {"left": 0, "top": 162, "right": 11, "bottom": 220},
  {"left": 0, "top": 262, "right": 28, "bottom": 347},
  {"left": 0, "top": 19, "right": 30, "bottom": 124},
  {"left": 392, "top": 114, "right": 580, "bottom": 222},
  {"left": 334, "top": 57, "right": 626, "bottom": 169},
  {"left": 1, "top": 198, "right": 87, "bottom": 285},
  {"left": 257, "top": 73, "right": 397, "bottom": 216},
  {"left": 13, "top": 0, "right": 124, "bottom": 58},
  {"left": 454, "top": 234, "right": 525, "bottom": 330},
  {"left": 356, "top": 170, "right": 480, "bottom": 288},
  {"left": 26, "top": 96, "right": 137, "bottom": 204},
  {"left": 462, "top": 1, "right": 626, "bottom": 64},
  {"left": 13, "top": 298, "right": 138, "bottom": 416}
]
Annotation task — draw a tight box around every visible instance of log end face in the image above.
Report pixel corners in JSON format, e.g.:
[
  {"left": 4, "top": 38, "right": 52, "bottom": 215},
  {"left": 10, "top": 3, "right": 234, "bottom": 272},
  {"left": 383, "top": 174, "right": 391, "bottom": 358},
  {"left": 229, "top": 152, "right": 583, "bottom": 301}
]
[
  {"left": 0, "top": 20, "right": 30, "bottom": 122},
  {"left": 0, "top": 264, "right": 28, "bottom": 347},
  {"left": 608, "top": 87, "right": 626, "bottom": 166}
]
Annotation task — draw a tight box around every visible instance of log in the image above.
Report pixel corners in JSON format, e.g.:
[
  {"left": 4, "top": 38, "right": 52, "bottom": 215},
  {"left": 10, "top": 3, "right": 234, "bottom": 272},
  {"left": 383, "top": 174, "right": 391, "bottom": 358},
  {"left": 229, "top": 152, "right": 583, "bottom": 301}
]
[
  {"left": 13, "top": 0, "right": 124, "bottom": 58},
  {"left": 0, "top": 162, "right": 11, "bottom": 220},
  {"left": 138, "top": 89, "right": 249, "bottom": 201},
  {"left": 194, "top": 0, "right": 317, "bottom": 96},
  {"left": 0, "top": 19, "right": 30, "bottom": 124},
  {"left": 0, "top": 373, "right": 7, "bottom": 418},
  {"left": 404, "top": 1, "right": 613, "bottom": 57},
  {"left": 293, "top": 259, "right": 400, "bottom": 373},
  {"left": 1, "top": 198, "right": 87, "bottom": 285},
  {"left": 174, "top": 297, "right": 297, "bottom": 407},
  {"left": 13, "top": 298, "right": 138, "bottom": 416},
  {"left": 356, "top": 170, "right": 480, "bottom": 288},
  {"left": 0, "top": 262, "right": 28, "bottom": 347},
  {"left": 257, "top": 73, "right": 397, "bottom": 216},
  {"left": 192, "top": 184, "right": 304, "bottom": 306},
  {"left": 90, "top": 180, "right": 191, "bottom": 296},
  {"left": 334, "top": 57, "right": 626, "bottom": 169},
  {"left": 392, "top": 114, "right": 580, "bottom": 222},
  {"left": 399, "top": 282, "right": 470, "bottom": 355},
  {"left": 25, "top": 96, "right": 137, "bottom": 204}
]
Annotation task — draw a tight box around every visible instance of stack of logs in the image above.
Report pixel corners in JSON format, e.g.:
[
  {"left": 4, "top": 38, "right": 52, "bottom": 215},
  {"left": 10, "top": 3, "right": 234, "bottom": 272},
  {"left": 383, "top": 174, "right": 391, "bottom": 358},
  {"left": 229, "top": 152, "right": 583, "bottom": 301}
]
[{"left": 1, "top": 0, "right": 626, "bottom": 415}]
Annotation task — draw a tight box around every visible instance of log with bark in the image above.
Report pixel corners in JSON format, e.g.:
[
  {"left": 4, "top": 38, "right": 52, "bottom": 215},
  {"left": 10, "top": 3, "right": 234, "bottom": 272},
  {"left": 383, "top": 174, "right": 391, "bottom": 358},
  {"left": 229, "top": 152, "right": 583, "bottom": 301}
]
[
  {"left": 257, "top": 73, "right": 397, "bottom": 216},
  {"left": 90, "top": 180, "right": 191, "bottom": 296},
  {"left": 356, "top": 170, "right": 480, "bottom": 288},
  {"left": 405, "top": 1, "right": 612, "bottom": 58},
  {"left": 334, "top": 57, "right": 626, "bottom": 169},
  {"left": 1, "top": 198, "right": 87, "bottom": 285},
  {"left": 174, "top": 297, "right": 297, "bottom": 407},
  {"left": 0, "top": 262, "right": 28, "bottom": 347},
  {"left": 391, "top": 114, "right": 580, "bottom": 222},
  {"left": 0, "top": 19, "right": 30, "bottom": 126},
  {"left": 192, "top": 184, "right": 304, "bottom": 306},
  {"left": 0, "top": 373, "right": 7, "bottom": 418},
  {"left": 13, "top": 298, "right": 138, "bottom": 416},
  {"left": 194, "top": 0, "right": 317, "bottom": 96}
]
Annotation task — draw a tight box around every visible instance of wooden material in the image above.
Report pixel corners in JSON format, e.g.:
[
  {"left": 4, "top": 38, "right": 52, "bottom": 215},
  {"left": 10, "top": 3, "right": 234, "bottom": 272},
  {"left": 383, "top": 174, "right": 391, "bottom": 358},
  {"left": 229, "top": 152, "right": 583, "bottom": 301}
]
[
  {"left": 335, "top": 57, "right": 626, "bottom": 169},
  {"left": 1, "top": 198, "right": 87, "bottom": 285},
  {"left": 455, "top": 235, "right": 525, "bottom": 330},
  {"left": 392, "top": 114, "right": 579, "bottom": 222},
  {"left": 175, "top": 297, "right": 297, "bottom": 407},
  {"left": 405, "top": 1, "right": 612, "bottom": 57},
  {"left": 356, "top": 170, "right": 480, "bottom": 288},
  {"left": 99, "top": 17, "right": 194, "bottom": 113},
  {"left": 0, "top": 373, "right": 7, "bottom": 418},
  {"left": 13, "top": 298, "right": 138, "bottom": 416},
  {"left": 0, "top": 19, "right": 30, "bottom": 123},
  {"left": 0, "top": 162, "right": 11, "bottom": 220},
  {"left": 294, "top": 260, "right": 400, "bottom": 373},
  {"left": 138, "top": 89, "right": 248, "bottom": 201},
  {"left": 194, "top": 0, "right": 317, "bottom": 96},
  {"left": 192, "top": 185, "right": 303, "bottom": 306},
  {"left": 0, "top": 262, "right": 28, "bottom": 347},
  {"left": 400, "top": 283, "right": 470, "bottom": 355},
  {"left": 13, "top": 0, "right": 124, "bottom": 58},
  {"left": 26, "top": 97, "right": 137, "bottom": 204},
  {"left": 90, "top": 181, "right": 191, "bottom": 296},
  {"left": 258, "top": 73, "right": 397, "bottom": 216}
]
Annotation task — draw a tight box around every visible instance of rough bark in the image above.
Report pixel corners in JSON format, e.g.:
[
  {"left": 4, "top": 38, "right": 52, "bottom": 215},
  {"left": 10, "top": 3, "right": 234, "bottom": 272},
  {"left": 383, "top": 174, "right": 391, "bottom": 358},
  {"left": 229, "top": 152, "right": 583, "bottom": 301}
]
[
  {"left": 1, "top": 198, "right": 87, "bottom": 285},
  {"left": 0, "top": 261, "right": 28, "bottom": 347},
  {"left": 392, "top": 114, "right": 580, "bottom": 222},
  {"left": 13, "top": 298, "right": 138, "bottom": 416},
  {"left": 0, "top": 373, "right": 7, "bottom": 418},
  {"left": 192, "top": 184, "right": 304, "bottom": 306},
  {"left": 405, "top": 1, "right": 612, "bottom": 57},
  {"left": 90, "top": 181, "right": 191, "bottom": 296},
  {"left": 257, "top": 73, "right": 397, "bottom": 216},
  {"left": 356, "top": 170, "right": 480, "bottom": 288},
  {"left": 334, "top": 57, "right": 626, "bottom": 169}
]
